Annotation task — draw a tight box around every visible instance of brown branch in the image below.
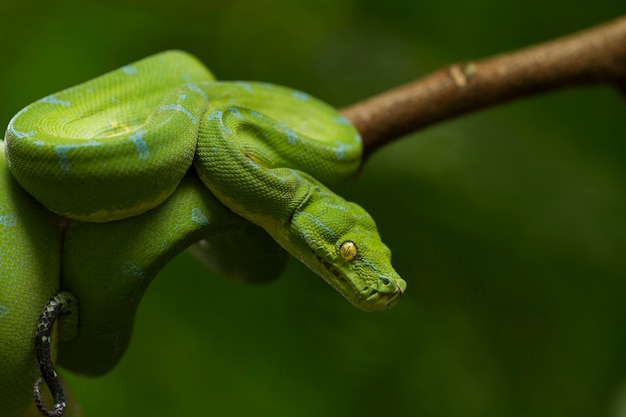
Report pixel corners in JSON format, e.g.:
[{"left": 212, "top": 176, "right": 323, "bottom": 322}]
[{"left": 341, "top": 16, "right": 626, "bottom": 160}]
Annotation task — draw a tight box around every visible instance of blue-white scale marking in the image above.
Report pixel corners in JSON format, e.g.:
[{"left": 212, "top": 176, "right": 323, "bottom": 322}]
[
  {"left": 9, "top": 128, "right": 35, "bottom": 139},
  {"left": 249, "top": 110, "right": 265, "bottom": 119},
  {"left": 41, "top": 95, "right": 71, "bottom": 107},
  {"left": 158, "top": 104, "right": 198, "bottom": 124},
  {"left": 258, "top": 82, "right": 276, "bottom": 90},
  {"left": 185, "top": 83, "right": 209, "bottom": 100},
  {"left": 206, "top": 111, "right": 231, "bottom": 134},
  {"left": 0, "top": 214, "right": 16, "bottom": 227},
  {"left": 235, "top": 82, "right": 254, "bottom": 93},
  {"left": 191, "top": 208, "right": 209, "bottom": 225},
  {"left": 292, "top": 90, "right": 310, "bottom": 101},
  {"left": 334, "top": 116, "right": 351, "bottom": 125},
  {"left": 54, "top": 141, "right": 101, "bottom": 173},
  {"left": 291, "top": 171, "right": 308, "bottom": 188},
  {"left": 296, "top": 212, "right": 336, "bottom": 240},
  {"left": 0, "top": 304, "right": 8, "bottom": 319},
  {"left": 333, "top": 142, "right": 349, "bottom": 160},
  {"left": 323, "top": 203, "right": 350, "bottom": 213},
  {"left": 359, "top": 258, "right": 385, "bottom": 278},
  {"left": 243, "top": 156, "right": 261, "bottom": 172},
  {"left": 285, "top": 128, "right": 297, "bottom": 145},
  {"left": 129, "top": 130, "right": 150, "bottom": 159},
  {"left": 8, "top": 108, "right": 36, "bottom": 139},
  {"left": 275, "top": 122, "right": 297, "bottom": 145},
  {"left": 228, "top": 107, "right": 244, "bottom": 121},
  {"left": 121, "top": 65, "right": 137, "bottom": 75},
  {"left": 121, "top": 261, "right": 144, "bottom": 277}
]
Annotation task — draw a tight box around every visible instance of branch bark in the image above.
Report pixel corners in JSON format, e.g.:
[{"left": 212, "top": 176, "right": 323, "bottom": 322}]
[{"left": 341, "top": 16, "right": 626, "bottom": 160}]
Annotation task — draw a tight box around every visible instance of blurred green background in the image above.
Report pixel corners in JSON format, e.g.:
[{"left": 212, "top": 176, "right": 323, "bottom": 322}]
[{"left": 2, "top": 1, "right": 625, "bottom": 416}]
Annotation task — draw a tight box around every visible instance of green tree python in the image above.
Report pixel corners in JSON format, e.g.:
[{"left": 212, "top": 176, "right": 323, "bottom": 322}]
[{"left": 0, "top": 51, "right": 406, "bottom": 417}]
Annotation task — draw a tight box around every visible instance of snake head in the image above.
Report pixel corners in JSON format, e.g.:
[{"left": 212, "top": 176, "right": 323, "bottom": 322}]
[{"left": 291, "top": 184, "right": 406, "bottom": 312}]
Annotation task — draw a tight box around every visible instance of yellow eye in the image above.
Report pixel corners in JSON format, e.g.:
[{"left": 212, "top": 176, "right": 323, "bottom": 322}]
[{"left": 339, "top": 241, "right": 358, "bottom": 262}]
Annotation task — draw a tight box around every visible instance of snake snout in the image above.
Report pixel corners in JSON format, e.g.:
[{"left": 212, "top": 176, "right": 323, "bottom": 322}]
[{"left": 360, "top": 276, "right": 406, "bottom": 311}]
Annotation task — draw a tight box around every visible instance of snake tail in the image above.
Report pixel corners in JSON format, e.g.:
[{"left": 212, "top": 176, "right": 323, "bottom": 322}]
[{"left": 33, "top": 292, "right": 78, "bottom": 417}]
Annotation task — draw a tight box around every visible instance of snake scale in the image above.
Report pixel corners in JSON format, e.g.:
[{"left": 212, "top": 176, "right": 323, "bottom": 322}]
[{"left": 0, "top": 51, "right": 405, "bottom": 417}]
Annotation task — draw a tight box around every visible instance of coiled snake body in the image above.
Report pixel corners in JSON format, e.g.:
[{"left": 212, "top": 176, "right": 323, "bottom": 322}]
[{"left": 0, "top": 51, "right": 405, "bottom": 416}]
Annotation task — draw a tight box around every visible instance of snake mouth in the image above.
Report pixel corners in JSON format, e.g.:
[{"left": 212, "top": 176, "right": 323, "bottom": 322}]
[
  {"left": 314, "top": 253, "right": 406, "bottom": 311},
  {"left": 362, "top": 281, "right": 405, "bottom": 310}
]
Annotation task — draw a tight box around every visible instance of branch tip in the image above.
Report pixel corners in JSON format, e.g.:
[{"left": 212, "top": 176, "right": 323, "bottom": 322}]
[{"left": 342, "top": 16, "right": 626, "bottom": 160}]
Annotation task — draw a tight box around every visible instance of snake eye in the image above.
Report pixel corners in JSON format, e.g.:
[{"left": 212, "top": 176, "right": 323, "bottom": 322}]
[{"left": 339, "top": 241, "right": 358, "bottom": 262}]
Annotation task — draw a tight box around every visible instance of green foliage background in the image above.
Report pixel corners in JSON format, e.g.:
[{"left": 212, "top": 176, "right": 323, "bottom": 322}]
[{"left": 1, "top": 1, "right": 625, "bottom": 416}]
